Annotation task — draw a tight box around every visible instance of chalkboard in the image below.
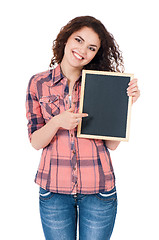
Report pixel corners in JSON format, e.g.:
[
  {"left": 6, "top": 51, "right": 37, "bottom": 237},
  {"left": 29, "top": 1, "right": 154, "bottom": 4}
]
[{"left": 77, "top": 70, "right": 134, "bottom": 141}]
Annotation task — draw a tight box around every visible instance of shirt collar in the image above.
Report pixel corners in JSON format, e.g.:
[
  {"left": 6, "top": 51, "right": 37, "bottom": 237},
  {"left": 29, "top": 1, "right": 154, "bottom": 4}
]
[
  {"left": 47, "top": 64, "right": 82, "bottom": 87},
  {"left": 46, "top": 64, "right": 64, "bottom": 87},
  {"left": 52, "top": 64, "right": 64, "bottom": 85}
]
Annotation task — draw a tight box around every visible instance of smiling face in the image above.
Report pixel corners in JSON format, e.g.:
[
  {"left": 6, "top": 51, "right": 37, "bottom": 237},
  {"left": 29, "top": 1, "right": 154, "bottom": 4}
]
[{"left": 61, "top": 27, "right": 101, "bottom": 71}]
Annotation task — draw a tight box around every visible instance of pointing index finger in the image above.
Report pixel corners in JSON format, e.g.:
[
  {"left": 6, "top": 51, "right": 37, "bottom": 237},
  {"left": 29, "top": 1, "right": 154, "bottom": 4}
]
[{"left": 74, "top": 113, "right": 88, "bottom": 118}]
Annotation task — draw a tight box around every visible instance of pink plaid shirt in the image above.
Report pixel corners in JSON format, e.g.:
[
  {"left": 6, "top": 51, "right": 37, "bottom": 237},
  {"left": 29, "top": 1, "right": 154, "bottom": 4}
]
[{"left": 26, "top": 64, "right": 115, "bottom": 194}]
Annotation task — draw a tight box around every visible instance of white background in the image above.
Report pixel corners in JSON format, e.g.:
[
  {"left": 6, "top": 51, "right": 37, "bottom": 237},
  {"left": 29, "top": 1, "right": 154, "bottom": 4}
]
[{"left": 0, "top": 0, "right": 159, "bottom": 239}]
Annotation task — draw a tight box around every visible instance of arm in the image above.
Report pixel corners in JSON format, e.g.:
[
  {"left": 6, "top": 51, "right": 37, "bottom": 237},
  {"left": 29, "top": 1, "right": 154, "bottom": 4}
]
[
  {"left": 31, "top": 107, "right": 88, "bottom": 150},
  {"left": 31, "top": 114, "right": 60, "bottom": 150},
  {"left": 106, "top": 140, "right": 120, "bottom": 151},
  {"left": 26, "top": 76, "right": 88, "bottom": 150}
]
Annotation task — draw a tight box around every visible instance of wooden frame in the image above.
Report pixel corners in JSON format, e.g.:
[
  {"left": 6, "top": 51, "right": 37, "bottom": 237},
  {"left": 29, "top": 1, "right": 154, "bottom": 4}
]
[{"left": 77, "top": 70, "right": 134, "bottom": 142}]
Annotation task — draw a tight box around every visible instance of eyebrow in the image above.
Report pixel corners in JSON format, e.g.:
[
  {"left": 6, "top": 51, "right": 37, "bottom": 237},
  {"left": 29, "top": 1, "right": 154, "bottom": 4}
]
[{"left": 77, "top": 35, "right": 98, "bottom": 48}]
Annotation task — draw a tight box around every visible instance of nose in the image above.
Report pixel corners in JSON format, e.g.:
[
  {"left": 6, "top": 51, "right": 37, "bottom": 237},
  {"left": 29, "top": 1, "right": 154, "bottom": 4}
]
[{"left": 79, "top": 45, "right": 87, "bottom": 56}]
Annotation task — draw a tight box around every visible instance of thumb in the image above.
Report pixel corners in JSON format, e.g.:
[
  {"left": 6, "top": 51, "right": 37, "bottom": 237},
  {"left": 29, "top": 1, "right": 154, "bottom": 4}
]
[{"left": 67, "top": 105, "right": 75, "bottom": 113}]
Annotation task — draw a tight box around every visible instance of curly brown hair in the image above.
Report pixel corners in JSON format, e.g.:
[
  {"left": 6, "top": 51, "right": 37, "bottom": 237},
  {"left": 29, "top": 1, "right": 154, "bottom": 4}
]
[{"left": 50, "top": 16, "right": 124, "bottom": 72}]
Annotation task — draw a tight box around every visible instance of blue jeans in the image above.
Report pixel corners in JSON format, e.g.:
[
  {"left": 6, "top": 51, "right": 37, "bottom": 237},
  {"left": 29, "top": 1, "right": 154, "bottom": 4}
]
[{"left": 39, "top": 187, "right": 117, "bottom": 240}]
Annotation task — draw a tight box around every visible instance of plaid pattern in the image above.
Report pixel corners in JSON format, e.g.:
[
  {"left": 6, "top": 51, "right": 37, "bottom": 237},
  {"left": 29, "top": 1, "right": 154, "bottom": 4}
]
[{"left": 26, "top": 64, "right": 115, "bottom": 194}]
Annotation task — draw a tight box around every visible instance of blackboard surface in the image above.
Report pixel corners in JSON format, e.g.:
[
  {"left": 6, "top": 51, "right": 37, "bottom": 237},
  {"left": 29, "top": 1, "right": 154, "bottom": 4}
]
[{"left": 77, "top": 70, "right": 134, "bottom": 141}]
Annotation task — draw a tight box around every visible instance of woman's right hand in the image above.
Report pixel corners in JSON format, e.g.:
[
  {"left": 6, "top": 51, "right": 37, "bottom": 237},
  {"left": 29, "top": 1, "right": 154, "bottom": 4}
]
[
  {"left": 58, "top": 106, "right": 88, "bottom": 130},
  {"left": 31, "top": 106, "right": 88, "bottom": 150}
]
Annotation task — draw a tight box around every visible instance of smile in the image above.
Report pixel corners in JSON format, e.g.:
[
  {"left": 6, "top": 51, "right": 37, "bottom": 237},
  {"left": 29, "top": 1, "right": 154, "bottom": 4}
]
[{"left": 72, "top": 51, "right": 84, "bottom": 60}]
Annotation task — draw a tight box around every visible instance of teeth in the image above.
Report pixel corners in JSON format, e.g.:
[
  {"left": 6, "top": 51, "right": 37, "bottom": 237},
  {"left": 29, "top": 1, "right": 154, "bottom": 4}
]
[{"left": 73, "top": 52, "right": 83, "bottom": 60}]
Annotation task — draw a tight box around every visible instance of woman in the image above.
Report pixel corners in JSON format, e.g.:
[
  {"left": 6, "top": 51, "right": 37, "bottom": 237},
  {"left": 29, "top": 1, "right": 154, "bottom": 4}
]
[{"left": 26, "top": 16, "right": 140, "bottom": 240}]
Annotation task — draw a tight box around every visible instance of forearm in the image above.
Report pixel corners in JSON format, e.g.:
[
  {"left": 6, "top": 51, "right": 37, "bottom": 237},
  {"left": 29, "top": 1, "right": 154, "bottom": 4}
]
[
  {"left": 30, "top": 107, "right": 88, "bottom": 150},
  {"left": 31, "top": 115, "right": 60, "bottom": 150},
  {"left": 106, "top": 140, "right": 120, "bottom": 150}
]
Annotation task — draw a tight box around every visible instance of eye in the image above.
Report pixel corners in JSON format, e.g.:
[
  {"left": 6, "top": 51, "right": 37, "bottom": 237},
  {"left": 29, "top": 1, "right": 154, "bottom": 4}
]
[
  {"left": 75, "top": 37, "right": 82, "bottom": 43},
  {"left": 88, "top": 46, "right": 96, "bottom": 52}
]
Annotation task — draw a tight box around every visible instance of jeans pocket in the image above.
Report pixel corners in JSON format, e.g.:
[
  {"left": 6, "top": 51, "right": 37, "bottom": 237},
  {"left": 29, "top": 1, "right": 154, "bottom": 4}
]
[
  {"left": 96, "top": 187, "right": 117, "bottom": 202},
  {"left": 39, "top": 187, "right": 54, "bottom": 201}
]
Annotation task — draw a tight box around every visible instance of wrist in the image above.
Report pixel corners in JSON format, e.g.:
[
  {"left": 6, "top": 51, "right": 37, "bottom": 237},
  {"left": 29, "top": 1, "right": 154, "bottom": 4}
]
[{"left": 52, "top": 114, "right": 61, "bottom": 129}]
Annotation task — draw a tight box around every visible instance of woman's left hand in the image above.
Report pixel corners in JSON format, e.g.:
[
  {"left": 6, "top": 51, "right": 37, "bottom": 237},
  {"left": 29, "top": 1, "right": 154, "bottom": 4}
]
[{"left": 127, "top": 78, "right": 140, "bottom": 104}]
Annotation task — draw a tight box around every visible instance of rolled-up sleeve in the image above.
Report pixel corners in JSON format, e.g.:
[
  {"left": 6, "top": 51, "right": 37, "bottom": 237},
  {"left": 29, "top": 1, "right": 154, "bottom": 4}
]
[{"left": 26, "top": 75, "right": 45, "bottom": 142}]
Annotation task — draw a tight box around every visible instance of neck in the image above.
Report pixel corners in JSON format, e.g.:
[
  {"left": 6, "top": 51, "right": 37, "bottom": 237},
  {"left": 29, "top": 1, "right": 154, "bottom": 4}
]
[{"left": 60, "top": 61, "right": 82, "bottom": 83}]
